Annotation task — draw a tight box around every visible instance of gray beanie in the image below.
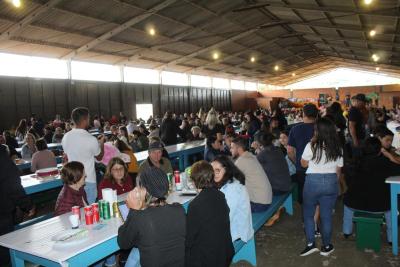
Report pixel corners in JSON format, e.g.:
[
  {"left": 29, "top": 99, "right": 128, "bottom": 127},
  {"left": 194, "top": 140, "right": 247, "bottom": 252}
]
[{"left": 139, "top": 167, "right": 169, "bottom": 199}]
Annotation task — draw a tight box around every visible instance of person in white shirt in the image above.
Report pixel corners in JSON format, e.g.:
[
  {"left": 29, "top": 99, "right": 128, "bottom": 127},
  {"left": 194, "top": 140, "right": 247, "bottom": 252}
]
[
  {"left": 62, "top": 107, "right": 105, "bottom": 204},
  {"left": 299, "top": 117, "right": 343, "bottom": 257},
  {"left": 230, "top": 137, "right": 272, "bottom": 213}
]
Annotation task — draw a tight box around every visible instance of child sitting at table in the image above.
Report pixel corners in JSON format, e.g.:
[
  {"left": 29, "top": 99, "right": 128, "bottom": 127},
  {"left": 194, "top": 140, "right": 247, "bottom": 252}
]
[
  {"left": 54, "top": 161, "right": 88, "bottom": 216},
  {"left": 98, "top": 157, "right": 134, "bottom": 199}
]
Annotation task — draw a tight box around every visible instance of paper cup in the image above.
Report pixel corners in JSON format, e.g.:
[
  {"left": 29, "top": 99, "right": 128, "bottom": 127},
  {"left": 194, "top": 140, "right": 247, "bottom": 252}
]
[{"left": 69, "top": 214, "right": 80, "bottom": 229}]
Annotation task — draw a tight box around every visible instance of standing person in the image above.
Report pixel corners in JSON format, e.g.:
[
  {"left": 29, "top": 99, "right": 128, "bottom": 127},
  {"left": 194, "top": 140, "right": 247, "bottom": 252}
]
[
  {"left": 160, "top": 111, "right": 182, "bottom": 145},
  {"left": 0, "top": 145, "right": 34, "bottom": 266},
  {"left": 186, "top": 161, "right": 234, "bottom": 267},
  {"left": 300, "top": 118, "right": 343, "bottom": 256},
  {"left": 287, "top": 104, "right": 319, "bottom": 204},
  {"left": 348, "top": 94, "right": 368, "bottom": 158},
  {"left": 118, "top": 167, "right": 186, "bottom": 267},
  {"left": 325, "top": 102, "right": 347, "bottom": 147},
  {"left": 230, "top": 137, "right": 272, "bottom": 212},
  {"left": 201, "top": 108, "right": 225, "bottom": 141},
  {"left": 62, "top": 107, "right": 105, "bottom": 204}
]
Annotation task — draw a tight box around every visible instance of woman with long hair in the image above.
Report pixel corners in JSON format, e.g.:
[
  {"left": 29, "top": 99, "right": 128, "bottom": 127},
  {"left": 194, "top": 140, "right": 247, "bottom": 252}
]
[
  {"left": 201, "top": 108, "right": 224, "bottom": 140},
  {"left": 15, "top": 119, "right": 28, "bottom": 141},
  {"left": 98, "top": 157, "right": 133, "bottom": 199},
  {"left": 300, "top": 117, "right": 343, "bottom": 257},
  {"left": 211, "top": 155, "right": 253, "bottom": 243}
]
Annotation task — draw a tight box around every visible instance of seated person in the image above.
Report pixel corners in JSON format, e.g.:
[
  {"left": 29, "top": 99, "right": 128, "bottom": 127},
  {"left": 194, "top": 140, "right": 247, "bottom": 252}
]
[
  {"left": 118, "top": 167, "right": 185, "bottom": 266},
  {"left": 211, "top": 155, "right": 253, "bottom": 242},
  {"left": 0, "top": 145, "right": 34, "bottom": 266},
  {"left": 52, "top": 127, "right": 64, "bottom": 143},
  {"left": 222, "top": 133, "right": 235, "bottom": 156},
  {"left": 231, "top": 137, "right": 273, "bottom": 212},
  {"left": 148, "top": 125, "right": 160, "bottom": 139},
  {"left": 270, "top": 117, "right": 281, "bottom": 139},
  {"left": 204, "top": 135, "right": 223, "bottom": 162},
  {"left": 149, "top": 137, "right": 170, "bottom": 159},
  {"left": 114, "top": 139, "right": 139, "bottom": 179},
  {"left": 139, "top": 141, "right": 173, "bottom": 174},
  {"left": 279, "top": 130, "right": 296, "bottom": 176},
  {"left": 189, "top": 126, "right": 203, "bottom": 141},
  {"left": 256, "top": 133, "right": 292, "bottom": 195},
  {"left": 43, "top": 127, "right": 53, "bottom": 144},
  {"left": 30, "top": 138, "right": 57, "bottom": 172},
  {"left": 131, "top": 130, "right": 149, "bottom": 152},
  {"left": 343, "top": 137, "right": 400, "bottom": 243},
  {"left": 21, "top": 133, "right": 37, "bottom": 160},
  {"left": 98, "top": 157, "right": 134, "bottom": 199},
  {"left": 1, "top": 132, "right": 18, "bottom": 159},
  {"left": 54, "top": 161, "right": 88, "bottom": 216},
  {"left": 186, "top": 160, "right": 234, "bottom": 267},
  {"left": 374, "top": 125, "right": 400, "bottom": 164}
]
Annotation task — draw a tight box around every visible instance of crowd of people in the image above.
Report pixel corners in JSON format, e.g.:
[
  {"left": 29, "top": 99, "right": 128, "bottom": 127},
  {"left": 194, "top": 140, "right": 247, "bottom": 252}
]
[{"left": 1, "top": 92, "right": 399, "bottom": 266}]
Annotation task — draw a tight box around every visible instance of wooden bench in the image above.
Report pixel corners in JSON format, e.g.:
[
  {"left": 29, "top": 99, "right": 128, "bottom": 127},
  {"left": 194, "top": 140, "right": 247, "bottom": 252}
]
[{"left": 232, "top": 185, "right": 294, "bottom": 266}]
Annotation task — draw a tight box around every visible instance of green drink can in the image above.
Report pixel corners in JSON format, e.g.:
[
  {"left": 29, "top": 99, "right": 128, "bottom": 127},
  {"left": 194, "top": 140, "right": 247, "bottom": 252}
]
[
  {"left": 102, "top": 201, "right": 111, "bottom": 220},
  {"left": 167, "top": 173, "right": 173, "bottom": 191},
  {"left": 98, "top": 200, "right": 104, "bottom": 219}
]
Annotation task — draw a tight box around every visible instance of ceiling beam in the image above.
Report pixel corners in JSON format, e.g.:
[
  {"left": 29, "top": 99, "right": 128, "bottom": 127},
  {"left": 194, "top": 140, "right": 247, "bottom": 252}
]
[
  {"left": 60, "top": 0, "right": 177, "bottom": 59},
  {"left": 0, "top": 0, "right": 63, "bottom": 41},
  {"left": 154, "top": 21, "right": 286, "bottom": 69},
  {"left": 236, "top": 1, "right": 400, "bottom": 18}
]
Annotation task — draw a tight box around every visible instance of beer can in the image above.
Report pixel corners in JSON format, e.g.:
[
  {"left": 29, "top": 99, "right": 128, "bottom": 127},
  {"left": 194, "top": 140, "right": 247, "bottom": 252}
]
[
  {"left": 112, "top": 202, "right": 120, "bottom": 218},
  {"left": 84, "top": 206, "right": 93, "bottom": 225},
  {"left": 102, "top": 201, "right": 111, "bottom": 220},
  {"left": 91, "top": 203, "right": 100, "bottom": 223},
  {"left": 71, "top": 206, "right": 81, "bottom": 221},
  {"left": 98, "top": 200, "right": 104, "bottom": 219}
]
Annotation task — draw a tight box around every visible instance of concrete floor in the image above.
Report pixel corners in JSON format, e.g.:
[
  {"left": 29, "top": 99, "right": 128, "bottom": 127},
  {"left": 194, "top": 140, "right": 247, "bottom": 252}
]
[{"left": 232, "top": 200, "right": 399, "bottom": 267}]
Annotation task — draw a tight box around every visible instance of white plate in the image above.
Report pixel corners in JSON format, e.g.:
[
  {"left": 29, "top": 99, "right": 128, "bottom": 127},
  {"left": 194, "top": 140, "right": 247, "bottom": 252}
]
[{"left": 52, "top": 229, "right": 89, "bottom": 249}]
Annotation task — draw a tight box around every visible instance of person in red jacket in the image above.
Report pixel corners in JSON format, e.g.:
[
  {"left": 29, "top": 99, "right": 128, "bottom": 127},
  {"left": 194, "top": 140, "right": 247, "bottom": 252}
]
[
  {"left": 54, "top": 161, "right": 88, "bottom": 216},
  {"left": 98, "top": 157, "right": 133, "bottom": 199}
]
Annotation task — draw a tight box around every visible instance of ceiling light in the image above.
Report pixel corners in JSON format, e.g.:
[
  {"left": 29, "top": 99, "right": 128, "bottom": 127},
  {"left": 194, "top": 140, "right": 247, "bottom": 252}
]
[
  {"left": 292, "top": 73, "right": 296, "bottom": 77},
  {"left": 376, "top": 67, "right": 380, "bottom": 71},
  {"left": 274, "top": 65, "right": 279, "bottom": 71},
  {"left": 148, "top": 28, "right": 156, "bottom": 36},
  {"left": 250, "top": 56, "right": 256, "bottom": 63},
  {"left": 369, "top": 30, "right": 376, "bottom": 37},
  {"left": 364, "top": 0, "right": 373, "bottom": 5},
  {"left": 11, "top": 0, "right": 21, "bottom": 7},
  {"left": 212, "top": 52, "right": 219, "bottom": 60},
  {"left": 372, "top": 54, "right": 379, "bottom": 62}
]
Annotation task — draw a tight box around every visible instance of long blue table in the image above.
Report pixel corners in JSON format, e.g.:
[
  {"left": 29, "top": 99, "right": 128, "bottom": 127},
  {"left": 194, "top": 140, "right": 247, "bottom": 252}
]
[{"left": 21, "top": 140, "right": 205, "bottom": 195}]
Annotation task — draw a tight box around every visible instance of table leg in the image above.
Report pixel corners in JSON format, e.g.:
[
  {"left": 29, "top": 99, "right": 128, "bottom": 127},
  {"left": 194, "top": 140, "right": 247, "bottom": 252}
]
[
  {"left": 183, "top": 153, "right": 189, "bottom": 170},
  {"left": 10, "top": 249, "right": 24, "bottom": 267},
  {"left": 391, "top": 184, "right": 399, "bottom": 255}
]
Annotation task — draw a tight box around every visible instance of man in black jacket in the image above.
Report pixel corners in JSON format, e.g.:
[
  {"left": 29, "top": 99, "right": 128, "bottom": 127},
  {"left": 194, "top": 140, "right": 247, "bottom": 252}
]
[{"left": 0, "top": 145, "right": 34, "bottom": 266}]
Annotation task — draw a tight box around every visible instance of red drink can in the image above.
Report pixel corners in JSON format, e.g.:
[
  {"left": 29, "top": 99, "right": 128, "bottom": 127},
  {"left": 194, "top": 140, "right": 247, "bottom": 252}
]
[
  {"left": 91, "top": 203, "right": 100, "bottom": 223},
  {"left": 71, "top": 206, "right": 81, "bottom": 221},
  {"left": 84, "top": 206, "right": 94, "bottom": 225},
  {"left": 174, "top": 170, "right": 180, "bottom": 183}
]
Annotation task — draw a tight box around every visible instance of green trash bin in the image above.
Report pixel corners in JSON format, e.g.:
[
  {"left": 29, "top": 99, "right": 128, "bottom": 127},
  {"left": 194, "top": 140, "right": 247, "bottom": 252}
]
[{"left": 353, "top": 211, "right": 384, "bottom": 253}]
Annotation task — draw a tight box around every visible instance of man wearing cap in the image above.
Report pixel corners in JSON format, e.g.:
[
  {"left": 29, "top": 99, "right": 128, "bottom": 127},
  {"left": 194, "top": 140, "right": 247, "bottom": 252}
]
[
  {"left": 139, "top": 141, "right": 173, "bottom": 174},
  {"left": 118, "top": 167, "right": 186, "bottom": 267},
  {"left": 287, "top": 103, "right": 319, "bottom": 204},
  {"left": 348, "top": 93, "right": 368, "bottom": 157}
]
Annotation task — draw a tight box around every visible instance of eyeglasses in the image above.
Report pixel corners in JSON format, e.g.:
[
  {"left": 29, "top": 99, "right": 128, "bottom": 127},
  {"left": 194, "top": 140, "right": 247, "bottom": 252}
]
[{"left": 111, "top": 167, "right": 125, "bottom": 173}]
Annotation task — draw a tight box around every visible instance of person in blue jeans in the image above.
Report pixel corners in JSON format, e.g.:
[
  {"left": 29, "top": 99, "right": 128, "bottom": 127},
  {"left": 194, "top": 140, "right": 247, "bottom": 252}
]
[{"left": 300, "top": 117, "right": 343, "bottom": 257}]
